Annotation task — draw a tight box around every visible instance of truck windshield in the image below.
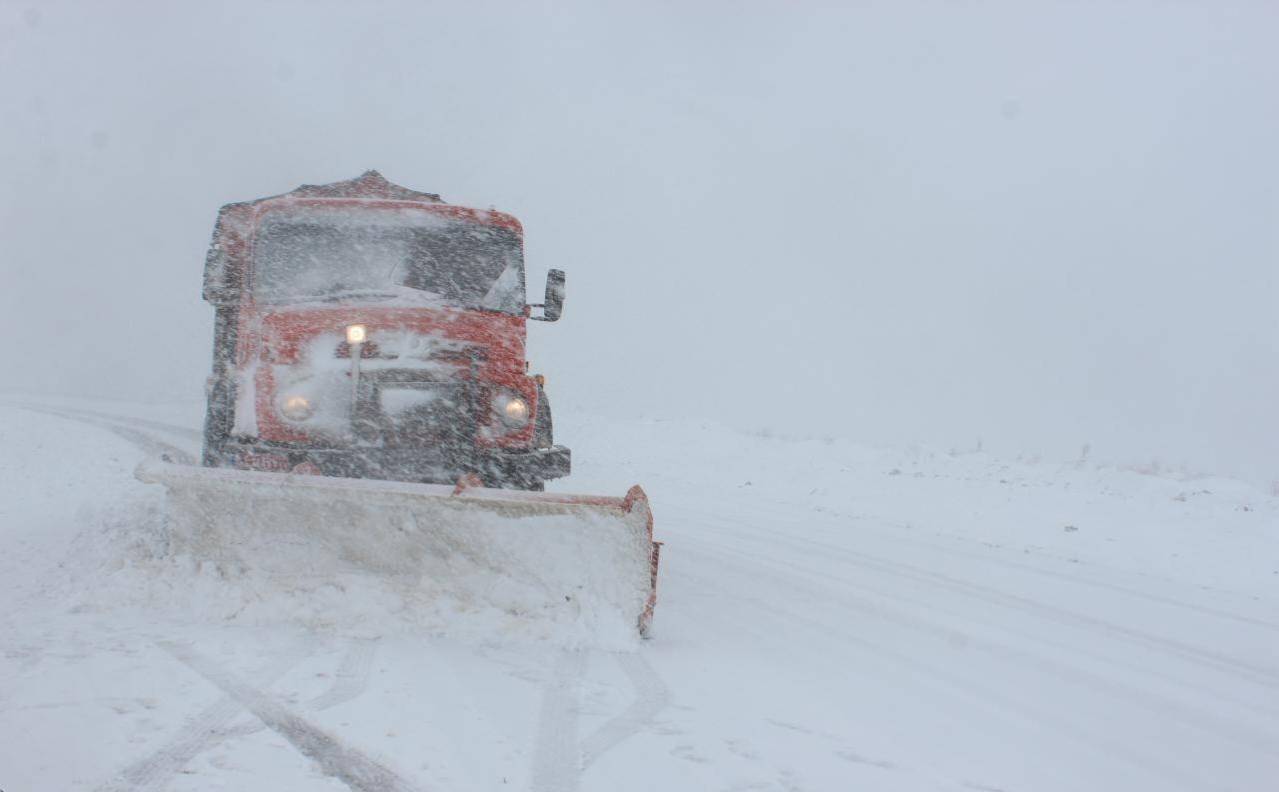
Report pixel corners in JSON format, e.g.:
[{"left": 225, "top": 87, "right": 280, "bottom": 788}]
[{"left": 252, "top": 208, "right": 525, "bottom": 313}]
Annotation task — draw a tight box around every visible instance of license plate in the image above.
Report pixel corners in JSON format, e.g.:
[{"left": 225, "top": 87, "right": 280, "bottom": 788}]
[{"left": 239, "top": 451, "right": 291, "bottom": 472}]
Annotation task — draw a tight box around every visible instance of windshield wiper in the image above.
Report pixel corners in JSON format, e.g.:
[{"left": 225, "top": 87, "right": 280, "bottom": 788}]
[{"left": 308, "top": 289, "right": 400, "bottom": 303}]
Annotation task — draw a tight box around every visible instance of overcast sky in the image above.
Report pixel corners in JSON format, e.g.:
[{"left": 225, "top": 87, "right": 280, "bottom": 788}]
[{"left": 2, "top": 1, "right": 1275, "bottom": 481}]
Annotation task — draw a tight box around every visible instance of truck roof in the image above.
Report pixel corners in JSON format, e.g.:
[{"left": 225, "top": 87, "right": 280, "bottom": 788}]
[
  {"left": 248, "top": 169, "right": 444, "bottom": 205},
  {"left": 202, "top": 171, "right": 523, "bottom": 304}
]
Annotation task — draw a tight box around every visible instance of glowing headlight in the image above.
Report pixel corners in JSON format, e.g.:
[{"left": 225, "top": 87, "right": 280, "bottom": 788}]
[
  {"left": 279, "top": 394, "right": 315, "bottom": 421},
  {"left": 346, "top": 324, "right": 367, "bottom": 344},
  {"left": 499, "top": 395, "right": 530, "bottom": 425}
]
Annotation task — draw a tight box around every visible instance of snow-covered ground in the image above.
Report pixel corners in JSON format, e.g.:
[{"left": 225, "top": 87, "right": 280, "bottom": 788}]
[{"left": 1, "top": 396, "right": 1276, "bottom": 791}]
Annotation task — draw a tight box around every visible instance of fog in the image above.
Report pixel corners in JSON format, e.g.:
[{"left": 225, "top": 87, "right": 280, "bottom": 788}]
[{"left": 2, "top": 1, "right": 1275, "bottom": 481}]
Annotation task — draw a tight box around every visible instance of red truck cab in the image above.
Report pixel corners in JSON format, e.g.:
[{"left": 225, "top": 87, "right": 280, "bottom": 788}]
[{"left": 200, "top": 171, "right": 569, "bottom": 489}]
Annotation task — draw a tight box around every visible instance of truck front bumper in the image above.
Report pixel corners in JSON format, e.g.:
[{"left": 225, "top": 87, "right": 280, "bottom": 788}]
[{"left": 217, "top": 442, "right": 571, "bottom": 488}]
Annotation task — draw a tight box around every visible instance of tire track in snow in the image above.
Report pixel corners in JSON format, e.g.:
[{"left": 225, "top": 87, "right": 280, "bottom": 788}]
[
  {"left": 686, "top": 505, "right": 1279, "bottom": 690},
  {"left": 217, "top": 639, "right": 380, "bottom": 743},
  {"left": 307, "top": 639, "right": 379, "bottom": 712},
  {"left": 16, "top": 404, "right": 196, "bottom": 465},
  {"left": 527, "top": 650, "right": 669, "bottom": 788},
  {"left": 95, "top": 639, "right": 315, "bottom": 792},
  {"left": 698, "top": 497, "right": 1279, "bottom": 633},
  {"left": 676, "top": 557, "right": 1220, "bottom": 792},
  {"left": 694, "top": 495, "right": 1279, "bottom": 634},
  {"left": 695, "top": 536, "right": 1279, "bottom": 756},
  {"left": 45, "top": 403, "right": 204, "bottom": 445},
  {"left": 790, "top": 529, "right": 1279, "bottom": 688},
  {"left": 162, "top": 640, "right": 423, "bottom": 792},
  {"left": 580, "top": 652, "right": 669, "bottom": 769},
  {"left": 527, "top": 650, "right": 586, "bottom": 792}
]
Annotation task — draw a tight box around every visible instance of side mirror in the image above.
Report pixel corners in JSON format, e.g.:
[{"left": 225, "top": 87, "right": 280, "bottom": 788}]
[{"left": 534, "top": 269, "right": 566, "bottom": 322}]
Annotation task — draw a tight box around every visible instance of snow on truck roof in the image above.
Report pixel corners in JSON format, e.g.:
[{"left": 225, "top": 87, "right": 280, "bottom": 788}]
[
  {"left": 232, "top": 171, "right": 522, "bottom": 230},
  {"left": 202, "top": 172, "right": 522, "bottom": 303},
  {"left": 253, "top": 170, "right": 443, "bottom": 204}
]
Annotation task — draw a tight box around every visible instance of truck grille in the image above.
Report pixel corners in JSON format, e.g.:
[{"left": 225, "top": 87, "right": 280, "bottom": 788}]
[{"left": 353, "top": 370, "right": 475, "bottom": 449}]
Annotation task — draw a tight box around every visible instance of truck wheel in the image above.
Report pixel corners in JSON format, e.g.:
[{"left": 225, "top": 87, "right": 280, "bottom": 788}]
[
  {"left": 518, "top": 387, "right": 553, "bottom": 490},
  {"left": 484, "top": 472, "right": 544, "bottom": 492},
  {"left": 534, "top": 386, "right": 554, "bottom": 449},
  {"left": 202, "top": 378, "right": 233, "bottom": 467}
]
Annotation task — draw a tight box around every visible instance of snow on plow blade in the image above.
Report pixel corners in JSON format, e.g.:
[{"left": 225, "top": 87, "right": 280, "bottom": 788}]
[{"left": 135, "top": 461, "right": 661, "bottom": 637}]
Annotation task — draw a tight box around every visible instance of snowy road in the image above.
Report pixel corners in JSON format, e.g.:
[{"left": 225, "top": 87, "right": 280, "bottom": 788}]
[{"left": 1, "top": 399, "right": 1275, "bottom": 791}]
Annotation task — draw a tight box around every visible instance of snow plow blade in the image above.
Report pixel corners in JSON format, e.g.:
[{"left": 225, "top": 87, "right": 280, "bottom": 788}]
[{"left": 135, "top": 461, "right": 661, "bottom": 637}]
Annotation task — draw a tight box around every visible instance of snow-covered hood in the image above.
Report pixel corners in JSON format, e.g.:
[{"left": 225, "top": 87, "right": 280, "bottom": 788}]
[
  {"left": 242, "top": 304, "right": 533, "bottom": 445},
  {"left": 254, "top": 304, "right": 527, "bottom": 367}
]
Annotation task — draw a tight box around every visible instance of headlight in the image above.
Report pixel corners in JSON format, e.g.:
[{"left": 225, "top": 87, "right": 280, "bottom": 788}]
[
  {"left": 279, "top": 394, "right": 315, "bottom": 421},
  {"left": 346, "top": 324, "right": 367, "bottom": 344},
  {"left": 497, "top": 394, "right": 530, "bottom": 426}
]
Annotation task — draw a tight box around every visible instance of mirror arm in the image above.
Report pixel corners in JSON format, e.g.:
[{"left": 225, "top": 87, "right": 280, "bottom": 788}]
[{"left": 528, "top": 304, "right": 556, "bottom": 322}]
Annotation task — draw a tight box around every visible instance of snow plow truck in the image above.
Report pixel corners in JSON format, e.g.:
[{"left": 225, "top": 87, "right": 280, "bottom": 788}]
[{"left": 137, "top": 171, "right": 661, "bottom": 635}]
